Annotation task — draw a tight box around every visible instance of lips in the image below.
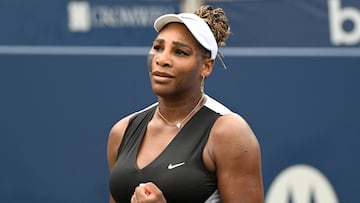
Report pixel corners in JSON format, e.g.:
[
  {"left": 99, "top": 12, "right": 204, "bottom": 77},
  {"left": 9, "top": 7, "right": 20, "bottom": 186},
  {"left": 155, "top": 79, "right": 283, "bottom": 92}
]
[
  {"left": 152, "top": 71, "right": 175, "bottom": 78},
  {"left": 151, "top": 71, "right": 175, "bottom": 84}
]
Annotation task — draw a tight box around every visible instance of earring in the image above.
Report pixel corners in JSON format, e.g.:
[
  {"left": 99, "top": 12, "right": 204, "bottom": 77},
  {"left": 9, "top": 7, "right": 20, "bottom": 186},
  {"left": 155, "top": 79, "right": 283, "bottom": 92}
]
[{"left": 201, "top": 75, "right": 205, "bottom": 93}]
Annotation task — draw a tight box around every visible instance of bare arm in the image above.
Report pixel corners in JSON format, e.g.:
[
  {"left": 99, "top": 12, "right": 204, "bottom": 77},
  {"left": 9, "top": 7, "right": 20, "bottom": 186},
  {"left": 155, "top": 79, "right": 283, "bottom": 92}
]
[
  {"left": 208, "top": 113, "right": 264, "bottom": 203},
  {"left": 107, "top": 114, "right": 133, "bottom": 203}
]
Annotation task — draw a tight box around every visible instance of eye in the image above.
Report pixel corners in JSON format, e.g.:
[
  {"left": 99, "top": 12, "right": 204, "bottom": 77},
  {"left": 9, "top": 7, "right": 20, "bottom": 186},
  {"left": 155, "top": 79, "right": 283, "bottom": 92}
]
[
  {"left": 153, "top": 45, "right": 162, "bottom": 51},
  {"left": 175, "top": 49, "right": 189, "bottom": 56}
]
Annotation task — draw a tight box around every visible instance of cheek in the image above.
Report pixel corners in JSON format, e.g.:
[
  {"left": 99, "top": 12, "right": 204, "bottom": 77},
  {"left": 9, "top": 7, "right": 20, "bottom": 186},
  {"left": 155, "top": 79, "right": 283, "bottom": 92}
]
[{"left": 147, "top": 54, "right": 154, "bottom": 72}]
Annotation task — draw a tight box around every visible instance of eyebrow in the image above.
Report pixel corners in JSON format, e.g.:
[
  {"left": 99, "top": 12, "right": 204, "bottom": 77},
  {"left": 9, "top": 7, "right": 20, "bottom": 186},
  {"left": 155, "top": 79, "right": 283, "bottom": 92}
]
[
  {"left": 153, "top": 38, "right": 193, "bottom": 51},
  {"left": 153, "top": 39, "right": 164, "bottom": 44},
  {"left": 173, "top": 41, "right": 193, "bottom": 51}
]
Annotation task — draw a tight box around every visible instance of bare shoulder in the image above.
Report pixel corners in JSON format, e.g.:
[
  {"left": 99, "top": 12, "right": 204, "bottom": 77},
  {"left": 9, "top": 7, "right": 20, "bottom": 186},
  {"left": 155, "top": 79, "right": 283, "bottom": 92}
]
[
  {"left": 109, "top": 114, "right": 134, "bottom": 140},
  {"left": 107, "top": 113, "right": 135, "bottom": 170},
  {"left": 211, "top": 112, "right": 259, "bottom": 149},
  {"left": 206, "top": 112, "right": 262, "bottom": 170},
  {"left": 206, "top": 112, "right": 263, "bottom": 202}
]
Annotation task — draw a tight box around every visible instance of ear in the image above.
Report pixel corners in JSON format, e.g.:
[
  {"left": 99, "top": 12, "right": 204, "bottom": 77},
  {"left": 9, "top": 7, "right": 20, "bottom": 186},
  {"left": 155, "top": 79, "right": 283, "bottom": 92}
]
[{"left": 201, "top": 58, "right": 215, "bottom": 77}]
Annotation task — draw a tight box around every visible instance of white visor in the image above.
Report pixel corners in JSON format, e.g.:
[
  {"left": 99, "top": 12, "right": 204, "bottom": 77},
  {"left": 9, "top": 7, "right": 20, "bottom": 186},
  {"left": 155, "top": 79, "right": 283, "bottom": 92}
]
[{"left": 154, "top": 13, "right": 218, "bottom": 59}]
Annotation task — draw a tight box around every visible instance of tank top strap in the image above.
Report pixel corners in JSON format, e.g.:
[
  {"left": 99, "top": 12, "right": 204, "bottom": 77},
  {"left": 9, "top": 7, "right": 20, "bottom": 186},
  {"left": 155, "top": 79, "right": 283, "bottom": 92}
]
[{"left": 117, "top": 105, "right": 157, "bottom": 159}]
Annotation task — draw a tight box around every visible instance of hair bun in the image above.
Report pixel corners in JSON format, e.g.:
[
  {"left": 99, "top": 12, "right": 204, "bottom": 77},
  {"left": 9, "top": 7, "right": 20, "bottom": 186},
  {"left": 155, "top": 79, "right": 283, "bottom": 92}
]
[{"left": 195, "top": 5, "right": 231, "bottom": 46}]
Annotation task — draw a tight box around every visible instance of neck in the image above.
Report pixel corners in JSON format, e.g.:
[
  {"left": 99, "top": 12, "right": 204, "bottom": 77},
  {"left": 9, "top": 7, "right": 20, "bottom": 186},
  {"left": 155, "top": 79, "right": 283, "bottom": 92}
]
[{"left": 157, "top": 93, "right": 205, "bottom": 128}]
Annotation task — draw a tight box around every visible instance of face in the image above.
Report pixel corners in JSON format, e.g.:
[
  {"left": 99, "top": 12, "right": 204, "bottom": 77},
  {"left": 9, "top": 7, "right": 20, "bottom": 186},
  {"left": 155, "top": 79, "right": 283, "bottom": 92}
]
[{"left": 148, "top": 23, "right": 214, "bottom": 97}]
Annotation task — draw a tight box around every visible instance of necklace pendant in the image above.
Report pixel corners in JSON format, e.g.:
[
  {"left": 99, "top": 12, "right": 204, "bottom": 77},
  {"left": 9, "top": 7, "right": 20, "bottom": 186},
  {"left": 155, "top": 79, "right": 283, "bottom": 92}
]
[{"left": 157, "top": 94, "right": 204, "bottom": 130}]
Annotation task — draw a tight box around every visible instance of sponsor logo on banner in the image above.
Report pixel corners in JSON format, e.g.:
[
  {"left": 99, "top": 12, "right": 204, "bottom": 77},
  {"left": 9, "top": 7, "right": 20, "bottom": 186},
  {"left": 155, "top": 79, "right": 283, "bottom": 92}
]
[
  {"left": 67, "top": 1, "right": 175, "bottom": 32},
  {"left": 329, "top": 0, "right": 360, "bottom": 45},
  {"left": 266, "top": 164, "right": 339, "bottom": 203}
]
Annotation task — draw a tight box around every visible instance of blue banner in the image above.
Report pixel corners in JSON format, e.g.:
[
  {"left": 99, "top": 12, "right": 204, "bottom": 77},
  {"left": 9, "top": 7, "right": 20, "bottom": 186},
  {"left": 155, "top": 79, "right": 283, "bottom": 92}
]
[{"left": 0, "top": 0, "right": 359, "bottom": 202}]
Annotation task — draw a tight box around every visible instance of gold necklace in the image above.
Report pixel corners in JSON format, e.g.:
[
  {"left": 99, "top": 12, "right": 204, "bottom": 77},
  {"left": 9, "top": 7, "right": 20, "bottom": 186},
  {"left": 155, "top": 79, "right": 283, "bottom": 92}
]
[{"left": 157, "top": 95, "right": 204, "bottom": 129}]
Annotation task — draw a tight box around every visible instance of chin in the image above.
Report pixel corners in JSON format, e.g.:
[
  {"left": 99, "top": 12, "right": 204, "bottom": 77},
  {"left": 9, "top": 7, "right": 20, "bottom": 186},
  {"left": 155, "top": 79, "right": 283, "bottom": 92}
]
[{"left": 151, "top": 87, "right": 177, "bottom": 98}]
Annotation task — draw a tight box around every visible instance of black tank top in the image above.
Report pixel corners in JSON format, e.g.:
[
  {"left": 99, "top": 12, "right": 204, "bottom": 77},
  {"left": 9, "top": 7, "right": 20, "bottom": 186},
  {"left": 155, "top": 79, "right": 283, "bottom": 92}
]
[{"left": 109, "top": 103, "right": 223, "bottom": 203}]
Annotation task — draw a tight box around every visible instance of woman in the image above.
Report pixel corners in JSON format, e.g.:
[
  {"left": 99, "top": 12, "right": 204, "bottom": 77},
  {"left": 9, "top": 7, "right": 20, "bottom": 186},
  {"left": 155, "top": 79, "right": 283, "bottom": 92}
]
[{"left": 107, "top": 5, "right": 263, "bottom": 203}]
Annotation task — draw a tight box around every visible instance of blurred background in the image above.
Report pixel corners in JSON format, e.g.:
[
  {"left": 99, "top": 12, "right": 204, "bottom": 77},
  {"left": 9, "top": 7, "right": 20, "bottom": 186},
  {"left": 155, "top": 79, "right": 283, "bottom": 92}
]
[{"left": 1, "top": 0, "right": 359, "bottom": 202}]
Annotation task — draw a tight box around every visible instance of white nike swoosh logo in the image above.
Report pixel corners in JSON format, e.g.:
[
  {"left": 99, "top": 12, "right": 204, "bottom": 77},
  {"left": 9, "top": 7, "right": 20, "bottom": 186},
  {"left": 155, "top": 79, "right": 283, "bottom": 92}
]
[{"left": 167, "top": 162, "right": 185, "bottom": 169}]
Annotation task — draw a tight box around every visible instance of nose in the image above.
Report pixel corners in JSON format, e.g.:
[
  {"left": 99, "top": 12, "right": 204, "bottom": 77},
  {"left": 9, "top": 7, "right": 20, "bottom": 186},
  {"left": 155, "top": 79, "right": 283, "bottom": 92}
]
[{"left": 155, "top": 51, "right": 171, "bottom": 68}]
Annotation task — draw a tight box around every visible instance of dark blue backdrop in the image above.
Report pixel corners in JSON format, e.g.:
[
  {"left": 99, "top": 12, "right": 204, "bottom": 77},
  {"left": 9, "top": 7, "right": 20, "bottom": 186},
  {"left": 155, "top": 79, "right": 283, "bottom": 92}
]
[{"left": 1, "top": 0, "right": 359, "bottom": 202}]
